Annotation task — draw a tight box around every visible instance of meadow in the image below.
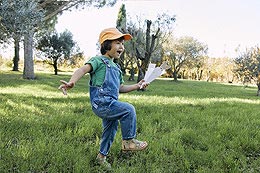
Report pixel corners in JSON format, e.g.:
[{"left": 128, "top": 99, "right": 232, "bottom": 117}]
[{"left": 0, "top": 70, "right": 260, "bottom": 173}]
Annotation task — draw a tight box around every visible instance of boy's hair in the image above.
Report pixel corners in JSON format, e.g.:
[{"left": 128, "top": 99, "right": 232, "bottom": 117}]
[{"left": 100, "top": 37, "right": 124, "bottom": 55}]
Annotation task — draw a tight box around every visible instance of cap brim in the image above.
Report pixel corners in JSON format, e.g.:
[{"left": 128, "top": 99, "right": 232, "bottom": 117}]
[
  {"left": 122, "top": 34, "right": 132, "bottom": 40},
  {"left": 107, "top": 34, "right": 132, "bottom": 41}
]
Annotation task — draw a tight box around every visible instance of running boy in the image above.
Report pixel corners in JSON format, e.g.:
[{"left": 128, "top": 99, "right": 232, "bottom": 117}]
[{"left": 58, "top": 27, "right": 148, "bottom": 169}]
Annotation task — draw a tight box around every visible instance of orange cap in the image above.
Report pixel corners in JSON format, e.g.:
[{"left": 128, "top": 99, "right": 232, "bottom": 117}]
[{"left": 99, "top": 27, "right": 132, "bottom": 44}]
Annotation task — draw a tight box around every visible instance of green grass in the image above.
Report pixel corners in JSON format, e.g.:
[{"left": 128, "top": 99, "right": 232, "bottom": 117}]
[{"left": 1, "top": 71, "right": 260, "bottom": 173}]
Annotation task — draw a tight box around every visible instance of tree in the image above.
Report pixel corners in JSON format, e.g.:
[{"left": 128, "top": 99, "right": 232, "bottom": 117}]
[
  {"left": 165, "top": 36, "right": 208, "bottom": 81},
  {"left": 0, "top": 0, "right": 44, "bottom": 72},
  {"left": 36, "top": 30, "right": 81, "bottom": 75},
  {"left": 132, "top": 13, "right": 176, "bottom": 82},
  {"left": 234, "top": 46, "right": 260, "bottom": 96},
  {"left": 116, "top": 4, "right": 127, "bottom": 74},
  {"left": 123, "top": 21, "right": 141, "bottom": 81},
  {"left": 21, "top": 0, "right": 117, "bottom": 79}
]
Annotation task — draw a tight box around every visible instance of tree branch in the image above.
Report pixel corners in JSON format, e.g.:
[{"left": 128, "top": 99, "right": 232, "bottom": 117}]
[{"left": 43, "top": 1, "right": 71, "bottom": 21}]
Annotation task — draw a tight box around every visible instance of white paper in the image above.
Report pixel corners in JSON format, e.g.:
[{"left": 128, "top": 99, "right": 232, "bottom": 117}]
[
  {"left": 144, "top": 61, "right": 170, "bottom": 83},
  {"left": 145, "top": 67, "right": 163, "bottom": 83},
  {"left": 144, "top": 63, "right": 156, "bottom": 82},
  {"left": 140, "top": 61, "right": 171, "bottom": 89}
]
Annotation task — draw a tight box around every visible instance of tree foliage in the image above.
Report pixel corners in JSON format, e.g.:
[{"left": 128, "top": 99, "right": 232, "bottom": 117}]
[
  {"left": 0, "top": 0, "right": 44, "bottom": 38},
  {"left": 0, "top": 0, "right": 44, "bottom": 71},
  {"left": 36, "top": 30, "right": 81, "bottom": 75},
  {"left": 116, "top": 4, "right": 127, "bottom": 74},
  {"left": 165, "top": 36, "right": 208, "bottom": 81},
  {"left": 234, "top": 46, "right": 260, "bottom": 95},
  {"left": 39, "top": 0, "right": 117, "bottom": 22}
]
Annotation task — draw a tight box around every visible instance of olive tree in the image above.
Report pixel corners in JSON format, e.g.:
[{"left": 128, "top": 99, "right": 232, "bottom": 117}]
[
  {"left": 165, "top": 36, "right": 208, "bottom": 81},
  {"left": 36, "top": 30, "right": 82, "bottom": 75},
  {"left": 0, "top": 0, "right": 44, "bottom": 71},
  {"left": 123, "top": 13, "right": 176, "bottom": 83},
  {"left": 234, "top": 46, "right": 260, "bottom": 96}
]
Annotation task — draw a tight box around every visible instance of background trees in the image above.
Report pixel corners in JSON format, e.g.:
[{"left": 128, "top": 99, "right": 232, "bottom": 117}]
[
  {"left": 1, "top": 1, "right": 260, "bottom": 95},
  {"left": 36, "top": 30, "right": 81, "bottom": 75},
  {"left": 0, "top": 0, "right": 117, "bottom": 79}
]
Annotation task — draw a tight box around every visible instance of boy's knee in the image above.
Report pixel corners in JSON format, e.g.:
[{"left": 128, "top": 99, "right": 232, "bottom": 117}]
[{"left": 126, "top": 103, "right": 136, "bottom": 114}]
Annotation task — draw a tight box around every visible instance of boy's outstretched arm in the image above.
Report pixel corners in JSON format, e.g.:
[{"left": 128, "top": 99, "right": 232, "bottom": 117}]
[
  {"left": 119, "top": 79, "right": 149, "bottom": 93},
  {"left": 58, "top": 64, "right": 92, "bottom": 95}
]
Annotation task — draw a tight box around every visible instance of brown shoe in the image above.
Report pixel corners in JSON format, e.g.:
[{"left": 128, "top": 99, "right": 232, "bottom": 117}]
[{"left": 122, "top": 139, "right": 148, "bottom": 152}]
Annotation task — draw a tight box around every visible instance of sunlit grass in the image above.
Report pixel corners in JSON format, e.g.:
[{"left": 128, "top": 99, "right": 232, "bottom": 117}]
[
  {"left": 121, "top": 94, "right": 260, "bottom": 105},
  {"left": 1, "top": 71, "right": 260, "bottom": 172}
]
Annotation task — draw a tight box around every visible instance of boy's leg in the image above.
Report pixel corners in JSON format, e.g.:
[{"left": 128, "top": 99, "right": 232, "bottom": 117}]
[
  {"left": 109, "top": 101, "right": 148, "bottom": 151},
  {"left": 98, "top": 101, "right": 147, "bottom": 156},
  {"left": 99, "top": 119, "right": 119, "bottom": 156},
  {"left": 108, "top": 101, "right": 137, "bottom": 139}
]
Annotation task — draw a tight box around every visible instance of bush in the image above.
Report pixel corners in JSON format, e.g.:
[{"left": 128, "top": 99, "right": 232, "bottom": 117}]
[{"left": 0, "top": 56, "right": 13, "bottom": 70}]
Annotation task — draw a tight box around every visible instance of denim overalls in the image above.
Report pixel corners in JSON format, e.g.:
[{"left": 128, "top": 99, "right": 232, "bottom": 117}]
[{"left": 89, "top": 57, "right": 136, "bottom": 156}]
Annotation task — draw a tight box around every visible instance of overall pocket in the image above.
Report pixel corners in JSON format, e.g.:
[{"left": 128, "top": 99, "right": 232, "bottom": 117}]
[{"left": 91, "top": 96, "right": 113, "bottom": 118}]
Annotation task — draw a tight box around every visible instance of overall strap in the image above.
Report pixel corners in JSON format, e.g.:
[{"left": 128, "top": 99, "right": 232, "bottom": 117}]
[
  {"left": 101, "top": 57, "right": 111, "bottom": 68},
  {"left": 101, "top": 57, "right": 122, "bottom": 72},
  {"left": 115, "top": 63, "right": 121, "bottom": 70}
]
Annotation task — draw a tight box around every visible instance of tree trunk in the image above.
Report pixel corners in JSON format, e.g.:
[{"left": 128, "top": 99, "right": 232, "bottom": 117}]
[
  {"left": 182, "top": 70, "right": 185, "bottom": 79},
  {"left": 54, "top": 59, "right": 58, "bottom": 75},
  {"left": 257, "top": 75, "right": 260, "bottom": 96},
  {"left": 128, "top": 67, "right": 135, "bottom": 81},
  {"left": 119, "top": 52, "right": 126, "bottom": 75},
  {"left": 137, "top": 68, "right": 144, "bottom": 83},
  {"left": 12, "top": 38, "right": 20, "bottom": 71},
  {"left": 137, "top": 20, "right": 151, "bottom": 83},
  {"left": 173, "top": 71, "right": 178, "bottom": 81},
  {"left": 206, "top": 71, "right": 211, "bottom": 82},
  {"left": 137, "top": 20, "right": 160, "bottom": 83},
  {"left": 135, "top": 19, "right": 161, "bottom": 90},
  {"left": 199, "top": 70, "right": 203, "bottom": 80},
  {"left": 23, "top": 31, "right": 35, "bottom": 79},
  {"left": 137, "top": 60, "right": 144, "bottom": 83},
  {"left": 257, "top": 83, "right": 260, "bottom": 96}
]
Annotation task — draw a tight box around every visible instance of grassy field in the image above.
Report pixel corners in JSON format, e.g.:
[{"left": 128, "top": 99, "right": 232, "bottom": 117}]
[{"left": 1, "top": 70, "right": 260, "bottom": 173}]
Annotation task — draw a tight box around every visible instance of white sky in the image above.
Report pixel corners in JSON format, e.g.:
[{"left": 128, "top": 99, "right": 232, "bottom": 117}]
[
  {"left": 2, "top": 0, "right": 258, "bottom": 59},
  {"left": 55, "top": 0, "right": 260, "bottom": 59}
]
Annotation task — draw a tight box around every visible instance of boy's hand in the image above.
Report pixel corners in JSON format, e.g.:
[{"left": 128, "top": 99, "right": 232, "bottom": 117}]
[
  {"left": 138, "top": 79, "right": 149, "bottom": 89},
  {"left": 58, "top": 80, "right": 75, "bottom": 95}
]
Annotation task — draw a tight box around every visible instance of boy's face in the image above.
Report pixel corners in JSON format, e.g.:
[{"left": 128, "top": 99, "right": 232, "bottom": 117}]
[{"left": 106, "top": 40, "right": 125, "bottom": 59}]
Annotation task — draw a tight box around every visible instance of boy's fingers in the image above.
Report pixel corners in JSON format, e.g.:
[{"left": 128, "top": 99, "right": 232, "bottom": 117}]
[
  {"left": 60, "top": 80, "right": 68, "bottom": 85},
  {"left": 58, "top": 80, "right": 68, "bottom": 95},
  {"left": 140, "top": 81, "right": 149, "bottom": 89},
  {"left": 59, "top": 80, "right": 74, "bottom": 88},
  {"left": 58, "top": 80, "right": 74, "bottom": 95},
  {"left": 58, "top": 85, "right": 68, "bottom": 95},
  {"left": 61, "top": 88, "right": 67, "bottom": 95},
  {"left": 58, "top": 85, "right": 65, "bottom": 90}
]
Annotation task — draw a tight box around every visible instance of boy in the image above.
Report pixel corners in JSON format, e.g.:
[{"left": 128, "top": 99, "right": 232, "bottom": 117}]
[{"left": 58, "top": 27, "right": 148, "bottom": 169}]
